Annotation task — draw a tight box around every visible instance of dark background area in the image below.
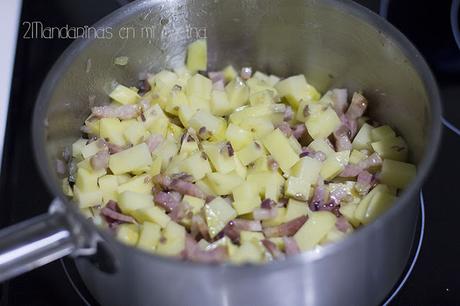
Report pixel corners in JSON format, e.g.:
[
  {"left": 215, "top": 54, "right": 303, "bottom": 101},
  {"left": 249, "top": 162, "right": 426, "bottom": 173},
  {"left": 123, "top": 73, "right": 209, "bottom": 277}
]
[{"left": 0, "top": 0, "right": 459, "bottom": 305}]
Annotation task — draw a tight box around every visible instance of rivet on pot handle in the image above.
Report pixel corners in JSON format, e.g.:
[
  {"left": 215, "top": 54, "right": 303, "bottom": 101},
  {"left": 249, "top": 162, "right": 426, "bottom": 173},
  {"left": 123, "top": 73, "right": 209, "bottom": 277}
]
[{"left": 0, "top": 199, "right": 98, "bottom": 282}]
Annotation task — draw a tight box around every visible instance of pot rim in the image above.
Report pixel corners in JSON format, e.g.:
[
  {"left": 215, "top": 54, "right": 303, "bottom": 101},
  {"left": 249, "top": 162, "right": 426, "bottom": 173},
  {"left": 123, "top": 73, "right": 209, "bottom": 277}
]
[{"left": 32, "top": 0, "right": 442, "bottom": 272}]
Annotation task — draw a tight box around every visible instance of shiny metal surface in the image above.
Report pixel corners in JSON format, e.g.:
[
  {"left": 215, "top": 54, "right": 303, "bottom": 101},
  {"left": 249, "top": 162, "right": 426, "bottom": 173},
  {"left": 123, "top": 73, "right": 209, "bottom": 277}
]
[
  {"left": 0, "top": 0, "right": 442, "bottom": 305},
  {"left": 0, "top": 209, "right": 75, "bottom": 282}
]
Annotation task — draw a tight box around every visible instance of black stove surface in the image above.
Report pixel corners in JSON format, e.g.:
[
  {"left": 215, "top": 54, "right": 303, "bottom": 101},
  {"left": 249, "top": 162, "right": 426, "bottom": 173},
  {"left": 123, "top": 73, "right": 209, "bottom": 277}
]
[{"left": 1, "top": 0, "right": 459, "bottom": 305}]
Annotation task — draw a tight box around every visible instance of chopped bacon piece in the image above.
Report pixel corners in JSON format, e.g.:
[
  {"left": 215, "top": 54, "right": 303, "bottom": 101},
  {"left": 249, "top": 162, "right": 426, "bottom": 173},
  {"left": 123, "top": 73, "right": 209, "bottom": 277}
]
[
  {"left": 154, "top": 191, "right": 181, "bottom": 212},
  {"left": 262, "top": 239, "right": 285, "bottom": 260},
  {"left": 263, "top": 215, "right": 308, "bottom": 238},
  {"left": 183, "top": 235, "right": 228, "bottom": 263},
  {"left": 283, "top": 237, "right": 301, "bottom": 256},
  {"left": 90, "top": 150, "right": 109, "bottom": 170},
  {"left": 145, "top": 134, "right": 163, "bottom": 153}
]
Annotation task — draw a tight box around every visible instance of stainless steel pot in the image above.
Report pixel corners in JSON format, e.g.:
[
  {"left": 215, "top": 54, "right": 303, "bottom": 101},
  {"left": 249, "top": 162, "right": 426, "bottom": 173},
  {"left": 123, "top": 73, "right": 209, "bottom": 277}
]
[{"left": 0, "top": 0, "right": 442, "bottom": 305}]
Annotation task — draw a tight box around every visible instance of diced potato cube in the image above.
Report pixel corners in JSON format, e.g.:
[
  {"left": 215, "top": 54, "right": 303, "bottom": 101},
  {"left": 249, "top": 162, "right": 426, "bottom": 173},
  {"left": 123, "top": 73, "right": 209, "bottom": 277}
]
[
  {"left": 149, "top": 156, "right": 163, "bottom": 177},
  {"left": 226, "top": 123, "right": 252, "bottom": 150},
  {"left": 379, "top": 159, "right": 416, "bottom": 189},
  {"left": 249, "top": 89, "right": 275, "bottom": 106},
  {"left": 229, "top": 104, "right": 273, "bottom": 125},
  {"left": 73, "top": 186, "right": 103, "bottom": 208},
  {"left": 222, "top": 65, "right": 238, "bottom": 83},
  {"left": 247, "top": 172, "right": 285, "bottom": 201},
  {"left": 167, "top": 123, "right": 184, "bottom": 142},
  {"left": 132, "top": 206, "right": 170, "bottom": 228},
  {"left": 349, "top": 149, "right": 367, "bottom": 164},
  {"left": 231, "top": 242, "right": 264, "bottom": 264},
  {"left": 225, "top": 78, "right": 249, "bottom": 109},
  {"left": 320, "top": 150, "right": 350, "bottom": 180},
  {"left": 98, "top": 175, "right": 119, "bottom": 203},
  {"left": 288, "top": 136, "right": 302, "bottom": 154},
  {"left": 295, "top": 100, "right": 310, "bottom": 122},
  {"left": 179, "top": 137, "right": 199, "bottom": 156},
  {"left": 291, "top": 156, "right": 322, "bottom": 183},
  {"left": 321, "top": 227, "right": 348, "bottom": 244},
  {"left": 262, "top": 207, "right": 286, "bottom": 227},
  {"left": 285, "top": 176, "right": 311, "bottom": 201},
  {"left": 178, "top": 104, "right": 196, "bottom": 128},
  {"left": 305, "top": 107, "right": 341, "bottom": 139},
  {"left": 362, "top": 191, "right": 397, "bottom": 224},
  {"left": 205, "top": 197, "right": 237, "bottom": 238},
  {"left": 206, "top": 172, "right": 244, "bottom": 195},
  {"left": 232, "top": 182, "right": 261, "bottom": 215},
  {"left": 339, "top": 203, "right": 360, "bottom": 227},
  {"left": 232, "top": 200, "right": 260, "bottom": 216},
  {"left": 100, "top": 118, "right": 126, "bottom": 146},
  {"left": 84, "top": 119, "right": 100, "bottom": 136},
  {"left": 275, "top": 75, "right": 320, "bottom": 109},
  {"left": 76, "top": 158, "right": 107, "bottom": 178},
  {"left": 233, "top": 155, "right": 248, "bottom": 180},
  {"left": 116, "top": 174, "right": 132, "bottom": 184},
  {"left": 174, "top": 66, "right": 192, "bottom": 86},
  {"left": 137, "top": 222, "right": 161, "bottom": 252},
  {"left": 72, "top": 138, "right": 87, "bottom": 158},
  {"left": 62, "top": 178, "right": 73, "bottom": 196},
  {"left": 154, "top": 136, "right": 179, "bottom": 170},
  {"left": 285, "top": 199, "right": 309, "bottom": 222},
  {"left": 123, "top": 120, "right": 146, "bottom": 145},
  {"left": 240, "top": 231, "right": 264, "bottom": 244},
  {"left": 307, "top": 138, "right": 335, "bottom": 157},
  {"left": 118, "top": 191, "right": 153, "bottom": 214},
  {"left": 117, "top": 174, "right": 153, "bottom": 195},
  {"left": 148, "top": 70, "right": 178, "bottom": 104},
  {"left": 165, "top": 154, "right": 187, "bottom": 175},
  {"left": 371, "top": 136, "right": 408, "bottom": 162},
  {"left": 180, "top": 152, "right": 212, "bottom": 181},
  {"left": 262, "top": 129, "right": 299, "bottom": 172},
  {"left": 116, "top": 224, "right": 140, "bottom": 246},
  {"left": 80, "top": 141, "right": 103, "bottom": 159},
  {"left": 183, "top": 195, "right": 205, "bottom": 214},
  {"left": 371, "top": 125, "right": 396, "bottom": 142},
  {"left": 237, "top": 141, "right": 264, "bottom": 166},
  {"left": 149, "top": 69, "right": 178, "bottom": 87},
  {"left": 76, "top": 168, "right": 99, "bottom": 192},
  {"left": 109, "top": 143, "right": 152, "bottom": 175},
  {"left": 186, "top": 74, "right": 212, "bottom": 100},
  {"left": 195, "top": 179, "right": 217, "bottom": 196},
  {"left": 203, "top": 142, "right": 236, "bottom": 174},
  {"left": 165, "top": 89, "right": 189, "bottom": 116},
  {"left": 156, "top": 221, "right": 186, "bottom": 256},
  {"left": 210, "top": 90, "right": 232, "bottom": 116},
  {"left": 354, "top": 184, "right": 389, "bottom": 222},
  {"left": 188, "top": 95, "right": 211, "bottom": 112},
  {"left": 240, "top": 117, "right": 274, "bottom": 139},
  {"left": 205, "top": 236, "right": 238, "bottom": 256},
  {"left": 247, "top": 154, "right": 269, "bottom": 174},
  {"left": 189, "top": 110, "right": 226, "bottom": 141},
  {"left": 186, "top": 39, "right": 207, "bottom": 72},
  {"left": 143, "top": 104, "right": 169, "bottom": 132},
  {"left": 109, "top": 84, "right": 140, "bottom": 105},
  {"left": 352, "top": 123, "right": 373, "bottom": 150},
  {"left": 264, "top": 175, "right": 284, "bottom": 201},
  {"left": 294, "top": 211, "right": 337, "bottom": 251}
]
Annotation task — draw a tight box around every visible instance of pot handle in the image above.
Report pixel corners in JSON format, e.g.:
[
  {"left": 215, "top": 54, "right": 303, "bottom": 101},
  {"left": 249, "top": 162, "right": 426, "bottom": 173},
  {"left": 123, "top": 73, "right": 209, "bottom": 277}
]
[{"left": 0, "top": 199, "right": 95, "bottom": 282}]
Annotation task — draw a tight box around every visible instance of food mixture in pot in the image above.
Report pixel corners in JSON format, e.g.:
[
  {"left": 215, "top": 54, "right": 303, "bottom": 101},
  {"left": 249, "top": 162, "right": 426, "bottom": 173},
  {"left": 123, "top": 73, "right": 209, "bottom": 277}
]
[{"left": 59, "top": 39, "right": 416, "bottom": 263}]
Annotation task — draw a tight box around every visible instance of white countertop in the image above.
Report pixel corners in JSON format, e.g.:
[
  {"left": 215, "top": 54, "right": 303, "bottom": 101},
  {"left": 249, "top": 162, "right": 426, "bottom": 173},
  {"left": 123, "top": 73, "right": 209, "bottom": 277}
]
[{"left": 0, "top": 0, "right": 22, "bottom": 172}]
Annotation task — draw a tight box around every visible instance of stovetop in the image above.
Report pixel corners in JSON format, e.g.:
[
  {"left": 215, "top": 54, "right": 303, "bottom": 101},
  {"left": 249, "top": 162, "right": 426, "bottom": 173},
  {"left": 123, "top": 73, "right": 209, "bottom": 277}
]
[{"left": 1, "top": 0, "right": 459, "bottom": 305}]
